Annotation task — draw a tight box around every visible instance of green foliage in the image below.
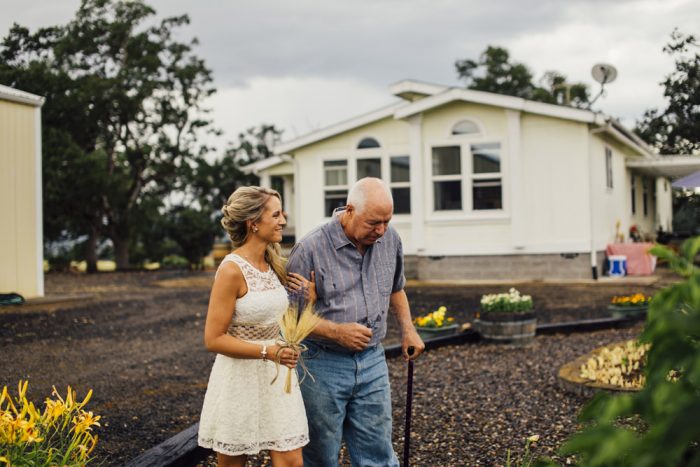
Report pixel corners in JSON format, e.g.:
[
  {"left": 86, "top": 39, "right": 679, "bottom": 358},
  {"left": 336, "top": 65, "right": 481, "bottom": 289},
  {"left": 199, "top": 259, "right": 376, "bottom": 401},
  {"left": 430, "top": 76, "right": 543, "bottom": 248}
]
[
  {"left": 480, "top": 288, "right": 534, "bottom": 313},
  {"left": 164, "top": 206, "right": 220, "bottom": 269},
  {"left": 635, "top": 30, "right": 700, "bottom": 155},
  {"left": 560, "top": 237, "right": 700, "bottom": 466},
  {"left": 0, "top": 0, "right": 216, "bottom": 269},
  {"left": 161, "top": 254, "right": 190, "bottom": 269},
  {"left": 455, "top": 46, "right": 590, "bottom": 108},
  {"left": 672, "top": 191, "right": 700, "bottom": 236}
]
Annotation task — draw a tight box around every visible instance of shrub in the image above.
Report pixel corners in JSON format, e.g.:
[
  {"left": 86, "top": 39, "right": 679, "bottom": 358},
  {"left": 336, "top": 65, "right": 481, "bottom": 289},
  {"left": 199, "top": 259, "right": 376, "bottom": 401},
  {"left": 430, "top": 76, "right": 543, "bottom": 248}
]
[{"left": 480, "top": 288, "right": 533, "bottom": 313}]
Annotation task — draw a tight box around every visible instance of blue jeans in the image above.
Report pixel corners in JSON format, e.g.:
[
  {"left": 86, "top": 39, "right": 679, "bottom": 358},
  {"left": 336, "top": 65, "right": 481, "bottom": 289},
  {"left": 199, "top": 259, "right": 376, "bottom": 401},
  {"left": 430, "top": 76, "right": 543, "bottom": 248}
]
[{"left": 298, "top": 341, "right": 399, "bottom": 467}]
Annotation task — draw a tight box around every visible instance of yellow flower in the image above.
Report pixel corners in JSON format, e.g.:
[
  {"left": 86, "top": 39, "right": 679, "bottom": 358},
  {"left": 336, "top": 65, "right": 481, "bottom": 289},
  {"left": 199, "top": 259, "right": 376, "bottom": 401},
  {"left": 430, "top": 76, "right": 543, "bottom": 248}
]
[
  {"left": 72, "top": 410, "right": 101, "bottom": 434},
  {"left": 527, "top": 434, "right": 540, "bottom": 443}
]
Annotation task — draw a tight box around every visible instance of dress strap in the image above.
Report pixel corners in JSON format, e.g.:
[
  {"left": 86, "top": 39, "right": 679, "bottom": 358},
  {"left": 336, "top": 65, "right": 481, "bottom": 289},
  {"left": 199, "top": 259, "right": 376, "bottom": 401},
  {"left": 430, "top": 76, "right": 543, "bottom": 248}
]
[{"left": 218, "top": 253, "right": 279, "bottom": 293}]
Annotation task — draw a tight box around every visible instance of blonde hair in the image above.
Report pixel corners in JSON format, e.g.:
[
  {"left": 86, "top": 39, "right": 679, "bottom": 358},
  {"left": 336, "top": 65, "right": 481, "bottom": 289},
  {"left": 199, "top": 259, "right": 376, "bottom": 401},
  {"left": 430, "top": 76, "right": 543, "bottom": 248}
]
[{"left": 221, "top": 186, "right": 287, "bottom": 285}]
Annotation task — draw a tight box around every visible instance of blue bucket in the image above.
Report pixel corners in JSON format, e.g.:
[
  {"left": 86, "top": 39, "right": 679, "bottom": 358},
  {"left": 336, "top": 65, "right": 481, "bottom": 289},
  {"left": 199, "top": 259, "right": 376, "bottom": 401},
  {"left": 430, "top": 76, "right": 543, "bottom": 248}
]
[{"left": 608, "top": 255, "right": 627, "bottom": 277}]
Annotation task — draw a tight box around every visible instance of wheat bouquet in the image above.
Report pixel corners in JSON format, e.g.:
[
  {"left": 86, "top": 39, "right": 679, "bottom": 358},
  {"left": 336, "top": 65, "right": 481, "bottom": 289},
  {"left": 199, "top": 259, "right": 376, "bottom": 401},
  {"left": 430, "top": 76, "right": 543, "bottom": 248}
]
[{"left": 272, "top": 301, "right": 322, "bottom": 393}]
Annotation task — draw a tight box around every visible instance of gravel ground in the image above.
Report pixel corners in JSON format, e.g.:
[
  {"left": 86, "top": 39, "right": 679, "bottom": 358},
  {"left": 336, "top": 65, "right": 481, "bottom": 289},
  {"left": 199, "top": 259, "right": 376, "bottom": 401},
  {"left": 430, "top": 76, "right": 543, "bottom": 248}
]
[{"left": 0, "top": 270, "right": 664, "bottom": 465}]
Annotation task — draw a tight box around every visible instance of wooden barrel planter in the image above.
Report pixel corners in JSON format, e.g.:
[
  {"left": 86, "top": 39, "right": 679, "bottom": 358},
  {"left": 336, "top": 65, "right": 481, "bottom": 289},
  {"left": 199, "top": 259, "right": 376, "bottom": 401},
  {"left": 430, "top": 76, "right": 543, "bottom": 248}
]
[{"left": 474, "top": 312, "right": 536, "bottom": 344}]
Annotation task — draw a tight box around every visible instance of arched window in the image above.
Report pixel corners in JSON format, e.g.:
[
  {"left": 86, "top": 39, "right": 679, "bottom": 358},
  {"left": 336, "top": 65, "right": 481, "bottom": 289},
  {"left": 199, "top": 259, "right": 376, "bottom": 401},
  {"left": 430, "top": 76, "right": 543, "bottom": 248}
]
[
  {"left": 357, "top": 137, "right": 380, "bottom": 149},
  {"left": 451, "top": 120, "right": 480, "bottom": 136}
]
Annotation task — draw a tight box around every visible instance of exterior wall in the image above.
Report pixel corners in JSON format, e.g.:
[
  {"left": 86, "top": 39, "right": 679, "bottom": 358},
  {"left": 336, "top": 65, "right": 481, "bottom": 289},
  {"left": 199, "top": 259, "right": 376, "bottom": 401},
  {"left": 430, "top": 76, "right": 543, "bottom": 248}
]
[
  {"left": 408, "top": 251, "right": 606, "bottom": 280},
  {"left": 0, "top": 99, "right": 43, "bottom": 298},
  {"left": 518, "top": 114, "right": 590, "bottom": 252}
]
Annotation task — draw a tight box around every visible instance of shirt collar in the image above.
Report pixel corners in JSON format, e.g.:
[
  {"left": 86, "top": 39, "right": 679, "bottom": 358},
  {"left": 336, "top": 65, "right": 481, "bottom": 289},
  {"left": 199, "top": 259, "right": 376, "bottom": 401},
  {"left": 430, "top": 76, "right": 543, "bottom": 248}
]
[{"left": 330, "top": 207, "right": 353, "bottom": 250}]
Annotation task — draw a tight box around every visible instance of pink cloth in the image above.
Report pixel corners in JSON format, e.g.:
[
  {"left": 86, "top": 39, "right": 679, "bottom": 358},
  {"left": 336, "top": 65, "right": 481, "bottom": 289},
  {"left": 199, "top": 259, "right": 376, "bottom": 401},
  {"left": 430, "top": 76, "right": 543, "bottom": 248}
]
[{"left": 605, "top": 243, "right": 657, "bottom": 276}]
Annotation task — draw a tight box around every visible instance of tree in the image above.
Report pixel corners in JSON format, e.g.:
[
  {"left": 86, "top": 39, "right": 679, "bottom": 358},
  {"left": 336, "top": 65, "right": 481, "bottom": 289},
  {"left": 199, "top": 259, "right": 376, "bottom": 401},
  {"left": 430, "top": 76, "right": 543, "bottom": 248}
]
[
  {"left": 165, "top": 207, "right": 220, "bottom": 269},
  {"left": 186, "top": 124, "right": 283, "bottom": 210},
  {"left": 635, "top": 30, "right": 700, "bottom": 155},
  {"left": 0, "top": 0, "right": 216, "bottom": 269},
  {"left": 455, "top": 46, "right": 590, "bottom": 108}
]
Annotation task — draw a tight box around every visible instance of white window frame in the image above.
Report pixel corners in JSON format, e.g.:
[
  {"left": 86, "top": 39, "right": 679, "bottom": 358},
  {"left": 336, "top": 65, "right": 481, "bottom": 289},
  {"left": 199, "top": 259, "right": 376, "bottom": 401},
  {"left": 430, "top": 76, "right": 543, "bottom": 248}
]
[
  {"left": 605, "top": 146, "right": 613, "bottom": 190},
  {"left": 320, "top": 141, "right": 412, "bottom": 220},
  {"left": 389, "top": 155, "right": 411, "bottom": 215},
  {"left": 322, "top": 159, "right": 349, "bottom": 218},
  {"left": 426, "top": 138, "right": 506, "bottom": 219}
]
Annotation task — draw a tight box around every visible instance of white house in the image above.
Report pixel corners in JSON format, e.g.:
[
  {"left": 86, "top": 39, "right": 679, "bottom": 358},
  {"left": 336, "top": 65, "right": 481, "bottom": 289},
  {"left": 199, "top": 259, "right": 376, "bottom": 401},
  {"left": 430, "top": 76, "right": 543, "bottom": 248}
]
[
  {"left": 244, "top": 80, "right": 700, "bottom": 280},
  {"left": 0, "top": 84, "right": 45, "bottom": 298}
]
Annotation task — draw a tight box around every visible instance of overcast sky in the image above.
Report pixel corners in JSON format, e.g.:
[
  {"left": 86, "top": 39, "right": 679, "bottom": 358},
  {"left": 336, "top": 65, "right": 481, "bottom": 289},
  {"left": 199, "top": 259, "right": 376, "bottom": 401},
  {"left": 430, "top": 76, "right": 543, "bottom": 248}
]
[{"left": 2, "top": 0, "right": 698, "bottom": 152}]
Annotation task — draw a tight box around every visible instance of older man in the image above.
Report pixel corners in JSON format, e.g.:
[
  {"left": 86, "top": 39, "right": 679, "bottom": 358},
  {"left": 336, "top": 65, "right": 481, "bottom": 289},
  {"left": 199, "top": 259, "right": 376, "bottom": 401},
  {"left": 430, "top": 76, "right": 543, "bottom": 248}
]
[{"left": 287, "top": 177, "right": 425, "bottom": 466}]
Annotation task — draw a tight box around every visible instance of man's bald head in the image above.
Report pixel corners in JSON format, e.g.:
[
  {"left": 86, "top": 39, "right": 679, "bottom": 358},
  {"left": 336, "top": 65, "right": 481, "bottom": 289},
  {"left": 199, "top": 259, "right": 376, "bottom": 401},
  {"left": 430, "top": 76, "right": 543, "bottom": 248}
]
[
  {"left": 342, "top": 178, "right": 394, "bottom": 251},
  {"left": 346, "top": 177, "right": 393, "bottom": 214}
]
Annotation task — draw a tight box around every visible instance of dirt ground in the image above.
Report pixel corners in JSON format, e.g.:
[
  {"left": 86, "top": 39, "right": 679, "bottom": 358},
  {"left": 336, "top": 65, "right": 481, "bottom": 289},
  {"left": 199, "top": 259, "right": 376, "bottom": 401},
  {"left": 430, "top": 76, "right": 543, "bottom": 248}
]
[{"left": 0, "top": 268, "right": 675, "bottom": 465}]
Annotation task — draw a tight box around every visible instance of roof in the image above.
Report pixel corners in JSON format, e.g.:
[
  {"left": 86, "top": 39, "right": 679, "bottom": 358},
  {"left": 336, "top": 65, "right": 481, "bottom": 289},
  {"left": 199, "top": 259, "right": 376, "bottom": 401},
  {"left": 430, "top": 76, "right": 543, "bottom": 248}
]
[
  {"left": 626, "top": 155, "right": 700, "bottom": 178},
  {"left": 240, "top": 154, "right": 293, "bottom": 175},
  {"left": 0, "top": 84, "right": 44, "bottom": 107},
  {"left": 269, "top": 79, "right": 662, "bottom": 165}
]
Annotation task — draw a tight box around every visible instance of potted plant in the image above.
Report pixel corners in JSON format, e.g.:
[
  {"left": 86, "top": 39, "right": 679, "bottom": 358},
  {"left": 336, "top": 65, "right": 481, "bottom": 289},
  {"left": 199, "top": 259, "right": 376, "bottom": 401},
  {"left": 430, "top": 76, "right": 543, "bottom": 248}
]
[
  {"left": 608, "top": 293, "right": 651, "bottom": 319},
  {"left": 474, "top": 288, "right": 536, "bottom": 344},
  {"left": 413, "top": 306, "right": 460, "bottom": 340}
]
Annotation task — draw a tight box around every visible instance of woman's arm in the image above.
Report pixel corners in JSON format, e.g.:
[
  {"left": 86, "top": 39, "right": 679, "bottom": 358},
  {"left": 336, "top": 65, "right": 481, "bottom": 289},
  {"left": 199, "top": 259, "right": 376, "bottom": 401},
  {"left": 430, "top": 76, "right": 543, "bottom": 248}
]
[{"left": 204, "top": 262, "right": 298, "bottom": 367}]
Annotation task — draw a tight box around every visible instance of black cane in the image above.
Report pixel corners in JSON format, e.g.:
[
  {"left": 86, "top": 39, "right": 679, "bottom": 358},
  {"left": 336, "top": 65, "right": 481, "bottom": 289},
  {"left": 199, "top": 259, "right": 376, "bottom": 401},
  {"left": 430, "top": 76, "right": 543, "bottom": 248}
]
[{"left": 403, "top": 346, "right": 415, "bottom": 467}]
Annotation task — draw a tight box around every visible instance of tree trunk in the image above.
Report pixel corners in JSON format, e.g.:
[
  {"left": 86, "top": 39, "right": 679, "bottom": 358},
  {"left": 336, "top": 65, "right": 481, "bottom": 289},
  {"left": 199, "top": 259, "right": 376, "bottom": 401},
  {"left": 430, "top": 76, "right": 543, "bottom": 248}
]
[
  {"left": 113, "top": 236, "right": 130, "bottom": 270},
  {"left": 84, "top": 226, "right": 98, "bottom": 274}
]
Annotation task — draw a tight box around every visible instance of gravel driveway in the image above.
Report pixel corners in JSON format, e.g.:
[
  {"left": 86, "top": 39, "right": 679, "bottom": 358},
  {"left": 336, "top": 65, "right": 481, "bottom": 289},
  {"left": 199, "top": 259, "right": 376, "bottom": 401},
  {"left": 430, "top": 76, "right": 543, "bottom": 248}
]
[{"left": 0, "top": 270, "right": 662, "bottom": 465}]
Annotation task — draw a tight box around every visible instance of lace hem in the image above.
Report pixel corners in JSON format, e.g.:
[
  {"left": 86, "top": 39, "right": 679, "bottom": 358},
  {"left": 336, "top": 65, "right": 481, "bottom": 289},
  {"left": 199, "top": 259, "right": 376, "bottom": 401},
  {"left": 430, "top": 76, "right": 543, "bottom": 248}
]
[{"left": 198, "top": 433, "right": 309, "bottom": 456}]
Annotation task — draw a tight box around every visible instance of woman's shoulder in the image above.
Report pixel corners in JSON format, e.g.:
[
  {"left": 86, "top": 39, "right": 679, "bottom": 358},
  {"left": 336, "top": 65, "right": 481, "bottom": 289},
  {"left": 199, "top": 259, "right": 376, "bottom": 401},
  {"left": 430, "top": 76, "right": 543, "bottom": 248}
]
[{"left": 215, "top": 257, "right": 245, "bottom": 282}]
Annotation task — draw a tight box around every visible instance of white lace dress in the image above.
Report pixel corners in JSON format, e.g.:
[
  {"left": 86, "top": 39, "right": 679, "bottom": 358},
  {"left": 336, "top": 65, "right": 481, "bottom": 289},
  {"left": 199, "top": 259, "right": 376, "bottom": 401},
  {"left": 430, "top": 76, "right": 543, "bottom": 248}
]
[{"left": 198, "top": 253, "right": 309, "bottom": 456}]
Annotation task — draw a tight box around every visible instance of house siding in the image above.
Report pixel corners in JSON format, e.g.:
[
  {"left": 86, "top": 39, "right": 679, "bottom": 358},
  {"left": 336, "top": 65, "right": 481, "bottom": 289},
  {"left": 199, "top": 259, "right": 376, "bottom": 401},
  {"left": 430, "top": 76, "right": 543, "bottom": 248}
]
[{"left": 0, "top": 98, "right": 43, "bottom": 298}]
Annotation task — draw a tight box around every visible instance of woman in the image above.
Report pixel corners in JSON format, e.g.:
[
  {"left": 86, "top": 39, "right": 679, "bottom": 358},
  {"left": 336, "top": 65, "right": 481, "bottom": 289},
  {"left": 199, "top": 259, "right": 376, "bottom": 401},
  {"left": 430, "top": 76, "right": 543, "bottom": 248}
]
[{"left": 198, "top": 186, "right": 312, "bottom": 467}]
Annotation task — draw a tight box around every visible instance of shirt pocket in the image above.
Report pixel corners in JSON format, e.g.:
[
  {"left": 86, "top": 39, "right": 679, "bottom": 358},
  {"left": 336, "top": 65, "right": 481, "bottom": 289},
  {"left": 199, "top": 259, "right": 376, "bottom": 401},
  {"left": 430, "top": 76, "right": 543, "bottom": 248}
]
[{"left": 376, "top": 260, "right": 395, "bottom": 296}]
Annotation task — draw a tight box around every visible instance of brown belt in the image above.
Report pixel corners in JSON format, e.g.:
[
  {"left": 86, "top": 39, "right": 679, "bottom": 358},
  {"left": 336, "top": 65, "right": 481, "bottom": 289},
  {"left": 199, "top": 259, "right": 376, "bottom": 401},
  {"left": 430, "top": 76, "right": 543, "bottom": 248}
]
[{"left": 227, "top": 322, "right": 280, "bottom": 341}]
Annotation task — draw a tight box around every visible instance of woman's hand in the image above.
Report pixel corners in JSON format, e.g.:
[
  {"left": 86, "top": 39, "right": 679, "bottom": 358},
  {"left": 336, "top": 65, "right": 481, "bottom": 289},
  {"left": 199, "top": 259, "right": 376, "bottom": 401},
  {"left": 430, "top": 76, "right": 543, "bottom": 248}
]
[
  {"left": 270, "top": 344, "right": 300, "bottom": 369},
  {"left": 286, "top": 271, "right": 317, "bottom": 304}
]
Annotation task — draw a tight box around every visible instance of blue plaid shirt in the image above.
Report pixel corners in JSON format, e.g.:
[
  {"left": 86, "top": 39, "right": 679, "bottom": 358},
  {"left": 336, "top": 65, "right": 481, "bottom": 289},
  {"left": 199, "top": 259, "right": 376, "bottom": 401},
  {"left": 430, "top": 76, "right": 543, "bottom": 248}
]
[{"left": 286, "top": 208, "right": 406, "bottom": 350}]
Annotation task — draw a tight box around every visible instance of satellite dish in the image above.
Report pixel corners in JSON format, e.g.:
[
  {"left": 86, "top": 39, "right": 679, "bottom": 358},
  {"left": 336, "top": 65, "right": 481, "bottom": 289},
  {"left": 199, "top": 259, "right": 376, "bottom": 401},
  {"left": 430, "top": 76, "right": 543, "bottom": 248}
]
[
  {"left": 588, "top": 63, "right": 618, "bottom": 109},
  {"left": 591, "top": 63, "right": 618, "bottom": 85}
]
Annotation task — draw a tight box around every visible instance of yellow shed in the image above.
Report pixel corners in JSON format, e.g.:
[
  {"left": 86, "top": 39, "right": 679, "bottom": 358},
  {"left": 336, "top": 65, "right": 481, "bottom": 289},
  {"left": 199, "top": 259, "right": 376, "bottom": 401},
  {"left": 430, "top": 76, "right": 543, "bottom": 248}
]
[{"left": 0, "top": 84, "right": 45, "bottom": 298}]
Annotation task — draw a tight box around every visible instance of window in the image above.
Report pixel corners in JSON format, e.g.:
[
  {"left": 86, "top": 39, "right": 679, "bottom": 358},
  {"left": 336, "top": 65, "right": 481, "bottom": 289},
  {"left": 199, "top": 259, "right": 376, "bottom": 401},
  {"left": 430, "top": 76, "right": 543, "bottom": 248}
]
[
  {"left": 357, "top": 137, "right": 380, "bottom": 149},
  {"left": 605, "top": 146, "right": 613, "bottom": 189},
  {"left": 451, "top": 119, "right": 480, "bottom": 136},
  {"left": 631, "top": 175, "right": 636, "bottom": 215},
  {"left": 390, "top": 156, "right": 410, "bottom": 214},
  {"left": 471, "top": 143, "right": 502, "bottom": 210},
  {"left": 271, "top": 176, "right": 284, "bottom": 204},
  {"left": 643, "top": 177, "right": 649, "bottom": 216},
  {"left": 356, "top": 158, "right": 381, "bottom": 179},
  {"left": 324, "top": 160, "right": 348, "bottom": 216},
  {"left": 432, "top": 146, "right": 462, "bottom": 210}
]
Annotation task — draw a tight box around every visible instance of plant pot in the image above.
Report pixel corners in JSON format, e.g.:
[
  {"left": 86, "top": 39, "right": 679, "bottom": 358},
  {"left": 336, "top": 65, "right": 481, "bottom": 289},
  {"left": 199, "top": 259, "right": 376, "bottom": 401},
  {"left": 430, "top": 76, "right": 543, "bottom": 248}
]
[
  {"left": 474, "top": 311, "right": 536, "bottom": 344},
  {"left": 608, "top": 305, "right": 648, "bottom": 319},
  {"left": 414, "top": 323, "right": 460, "bottom": 341}
]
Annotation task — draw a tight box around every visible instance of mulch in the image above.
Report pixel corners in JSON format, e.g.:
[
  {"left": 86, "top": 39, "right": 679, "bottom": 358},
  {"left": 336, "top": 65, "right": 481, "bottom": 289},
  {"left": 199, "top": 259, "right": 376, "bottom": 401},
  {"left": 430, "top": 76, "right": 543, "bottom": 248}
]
[{"left": 0, "top": 270, "right": 668, "bottom": 465}]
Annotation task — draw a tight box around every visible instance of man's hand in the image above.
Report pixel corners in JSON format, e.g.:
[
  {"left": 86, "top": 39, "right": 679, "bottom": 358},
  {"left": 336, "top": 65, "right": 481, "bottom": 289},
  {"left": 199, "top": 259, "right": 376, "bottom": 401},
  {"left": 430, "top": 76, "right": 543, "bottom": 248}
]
[
  {"left": 334, "top": 322, "right": 372, "bottom": 351},
  {"left": 401, "top": 326, "right": 425, "bottom": 361}
]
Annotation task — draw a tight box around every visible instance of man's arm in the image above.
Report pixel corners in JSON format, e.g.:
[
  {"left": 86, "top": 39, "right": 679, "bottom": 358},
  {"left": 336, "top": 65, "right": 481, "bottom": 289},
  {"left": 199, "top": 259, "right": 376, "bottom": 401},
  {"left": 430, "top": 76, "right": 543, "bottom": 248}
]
[
  {"left": 390, "top": 289, "right": 425, "bottom": 360},
  {"left": 309, "top": 319, "right": 373, "bottom": 352}
]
